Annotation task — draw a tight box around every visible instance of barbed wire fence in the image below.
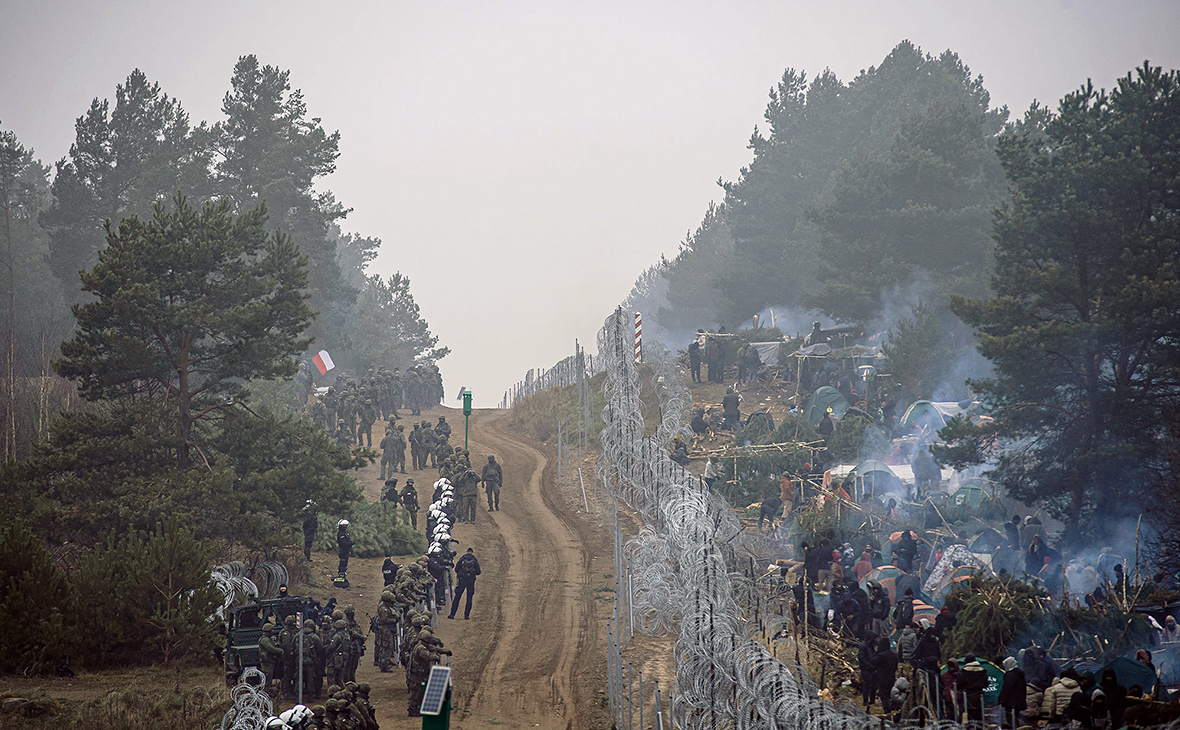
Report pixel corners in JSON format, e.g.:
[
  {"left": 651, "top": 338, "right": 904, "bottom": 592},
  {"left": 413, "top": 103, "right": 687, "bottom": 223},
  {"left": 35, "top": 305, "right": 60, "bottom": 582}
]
[
  {"left": 503, "top": 309, "right": 942, "bottom": 729},
  {"left": 595, "top": 306, "right": 928, "bottom": 730}
]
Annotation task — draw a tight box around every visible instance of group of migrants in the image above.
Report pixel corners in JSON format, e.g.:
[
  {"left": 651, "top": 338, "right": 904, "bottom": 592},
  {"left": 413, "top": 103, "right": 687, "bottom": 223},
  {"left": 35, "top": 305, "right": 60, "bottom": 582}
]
[{"left": 787, "top": 521, "right": 1164, "bottom": 727}]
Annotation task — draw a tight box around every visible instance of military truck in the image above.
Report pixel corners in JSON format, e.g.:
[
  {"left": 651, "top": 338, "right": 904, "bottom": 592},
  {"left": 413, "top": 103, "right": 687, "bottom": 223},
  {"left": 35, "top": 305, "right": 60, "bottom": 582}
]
[{"left": 223, "top": 595, "right": 309, "bottom": 686}]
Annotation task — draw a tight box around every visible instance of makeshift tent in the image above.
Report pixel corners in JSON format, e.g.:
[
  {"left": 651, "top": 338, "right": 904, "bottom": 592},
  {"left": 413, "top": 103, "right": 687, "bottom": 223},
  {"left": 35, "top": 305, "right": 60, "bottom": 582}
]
[
  {"left": 1102, "top": 656, "right": 1159, "bottom": 695},
  {"left": 924, "top": 544, "right": 983, "bottom": 593},
  {"left": 848, "top": 460, "right": 901, "bottom": 498},
  {"left": 794, "top": 343, "right": 833, "bottom": 358},
  {"left": 860, "top": 566, "right": 905, "bottom": 604},
  {"left": 750, "top": 341, "right": 785, "bottom": 366},
  {"left": 967, "top": 528, "right": 1006, "bottom": 554},
  {"left": 900, "top": 400, "right": 947, "bottom": 431},
  {"left": 803, "top": 386, "right": 849, "bottom": 425},
  {"left": 943, "top": 659, "right": 1004, "bottom": 703}
]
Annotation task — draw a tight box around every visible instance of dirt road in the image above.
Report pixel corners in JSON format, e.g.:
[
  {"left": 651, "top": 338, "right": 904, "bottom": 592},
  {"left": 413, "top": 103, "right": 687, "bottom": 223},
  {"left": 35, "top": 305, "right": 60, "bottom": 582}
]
[{"left": 342, "top": 405, "right": 613, "bottom": 729}]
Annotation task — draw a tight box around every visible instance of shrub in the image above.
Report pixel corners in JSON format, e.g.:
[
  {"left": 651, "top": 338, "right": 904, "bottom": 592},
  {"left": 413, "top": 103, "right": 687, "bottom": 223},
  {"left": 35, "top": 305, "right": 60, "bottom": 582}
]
[
  {"left": 315, "top": 500, "right": 426, "bottom": 558},
  {"left": 0, "top": 522, "right": 77, "bottom": 673}
]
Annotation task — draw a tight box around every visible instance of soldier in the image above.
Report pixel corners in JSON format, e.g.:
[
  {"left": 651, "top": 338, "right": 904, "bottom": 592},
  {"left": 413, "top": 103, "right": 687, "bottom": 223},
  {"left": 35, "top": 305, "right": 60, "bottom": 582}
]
[
  {"left": 311, "top": 704, "right": 326, "bottom": 729},
  {"left": 310, "top": 398, "right": 328, "bottom": 429},
  {"left": 357, "top": 399, "right": 377, "bottom": 448},
  {"left": 481, "top": 455, "right": 503, "bottom": 511},
  {"left": 334, "top": 419, "right": 354, "bottom": 447},
  {"left": 408, "top": 423, "right": 422, "bottom": 470},
  {"left": 356, "top": 683, "right": 377, "bottom": 729},
  {"left": 302, "top": 620, "right": 323, "bottom": 699},
  {"left": 454, "top": 466, "right": 481, "bottom": 524},
  {"left": 324, "top": 698, "right": 340, "bottom": 730},
  {"left": 325, "top": 619, "right": 350, "bottom": 689},
  {"left": 400, "top": 478, "right": 420, "bottom": 529},
  {"left": 436, "top": 416, "right": 452, "bottom": 441},
  {"left": 344, "top": 606, "right": 365, "bottom": 683},
  {"left": 259, "top": 623, "right": 284, "bottom": 695},
  {"left": 302, "top": 500, "right": 319, "bottom": 561},
  {"left": 323, "top": 386, "right": 339, "bottom": 425},
  {"left": 420, "top": 423, "right": 438, "bottom": 468},
  {"left": 279, "top": 614, "right": 300, "bottom": 699},
  {"left": 391, "top": 424, "right": 407, "bottom": 473},
  {"left": 375, "top": 591, "right": 398, "bottom": 672},
  {"left": 434, "top": 434, "right": 454, "bottom": 471},
  {"left": 406, "top": 628, "right": 438, "bottom": 717}
]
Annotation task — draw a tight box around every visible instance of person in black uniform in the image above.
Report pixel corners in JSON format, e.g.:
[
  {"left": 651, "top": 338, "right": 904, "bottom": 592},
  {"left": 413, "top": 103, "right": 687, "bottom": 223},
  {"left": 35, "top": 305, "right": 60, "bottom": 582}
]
[
  {"left": 400, "top": 479, "right": 419, "bottom": 529},
  {"left": 336, "top": 519, "right": 354, "bottom": 578},
  {"left": 448, "top": 548, "right": 482, "bottom": 620}
]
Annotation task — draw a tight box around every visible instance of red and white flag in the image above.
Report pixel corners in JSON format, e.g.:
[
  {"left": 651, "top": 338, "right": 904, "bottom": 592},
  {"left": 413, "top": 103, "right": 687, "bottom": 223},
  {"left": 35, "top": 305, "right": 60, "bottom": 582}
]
[{"left": 311, "top": 350, "right": 335, "bottom": 375}]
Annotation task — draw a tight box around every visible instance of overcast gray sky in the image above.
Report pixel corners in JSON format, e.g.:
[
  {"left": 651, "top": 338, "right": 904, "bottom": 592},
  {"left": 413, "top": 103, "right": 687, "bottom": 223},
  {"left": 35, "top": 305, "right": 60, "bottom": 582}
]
[{"left": 2, "top": 1, "right": 1177, "bottom": 405}]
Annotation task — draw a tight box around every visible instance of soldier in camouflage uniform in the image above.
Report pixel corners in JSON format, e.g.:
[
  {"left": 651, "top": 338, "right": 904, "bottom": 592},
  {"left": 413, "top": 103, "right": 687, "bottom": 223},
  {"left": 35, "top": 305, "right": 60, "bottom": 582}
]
[
  {"left": 279, "top": 614, "right": 300, "bottom": 699},
  {"left": 420, "top": 422, "right": 438, "bottom": 468},
  {"left": 259, "top": 622, "right": 284, "bottom": 695},
  {"left": 391, "top": 424, "right": 407, "bottom": 473},
  {"left": 357, "top": 399, "right": 377, "bottom": 448},
  {"left": 482, "top": 454, "right": 503, "bottom": 511},
  {"left": 454, "top": 466, "right": 481, "bottom": 524},
  {"left": 434, "top": 434, "right": 454, "bottom": 472},
  {"left": 343, "top": 606, "right": 365, "bottom": 683},
  {"left": 375, "top": 591, "right": 398, "bottom": 672},
  {"left": 325, "top": 618, "right": 351, "bottom": 689},
  {"left": 301, "top": 620, "right": 323, "bottom": 699},
  {"left": 408, "top": 423, "right": 422, "bottom": 470},
  {"left": 407, "top": 627, "right": 451, "bottom": 717},
  {"left": 436, "top": 415, "right": 452, "bottom": 442},
  {"left": 334, "top": 419, "right": 354, "bottom": 447}
]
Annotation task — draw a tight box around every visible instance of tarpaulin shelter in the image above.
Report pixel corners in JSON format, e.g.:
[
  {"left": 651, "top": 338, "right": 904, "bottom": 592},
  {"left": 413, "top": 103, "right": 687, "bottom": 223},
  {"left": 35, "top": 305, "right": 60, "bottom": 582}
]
[
  {"left": 900, "top": 400, "right": 947, "bottom": 431},
  {"left": 749, "top": 341, "right": 786, "bottom": 366},
  {"left": 1102, "top": 657, "right": 1158, "bottom": 695},
  {"left": 967, "top": 528, "right": 1006, "bottom": 554},
  {"left": 803, "top": 386, "right": 849, "bottom": 425},
  {"left": 950, "top": 483, "right": 987, "bottom": 509}
]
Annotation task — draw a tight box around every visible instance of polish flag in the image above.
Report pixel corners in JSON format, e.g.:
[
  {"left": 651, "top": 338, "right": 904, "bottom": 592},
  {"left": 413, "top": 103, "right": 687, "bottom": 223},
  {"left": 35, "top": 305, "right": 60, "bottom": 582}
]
[{"left": 311, "top": 350, "right": 335, "bottom": 375}]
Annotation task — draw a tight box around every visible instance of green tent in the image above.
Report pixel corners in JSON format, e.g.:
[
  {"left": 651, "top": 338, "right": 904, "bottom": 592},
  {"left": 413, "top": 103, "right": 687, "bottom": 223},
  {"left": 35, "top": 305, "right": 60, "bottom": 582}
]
[
  {"left": 849, "top": 459, "right": 901, "bottom": 498},
  {"left": 803, "top": 386, "right": 849, "bottom": 425},
  {"left": 900, "top": 400, "right": 947, "bottom": 431},
  {"left": 950, "top": 484, "right": 986, "bottom": 509}
]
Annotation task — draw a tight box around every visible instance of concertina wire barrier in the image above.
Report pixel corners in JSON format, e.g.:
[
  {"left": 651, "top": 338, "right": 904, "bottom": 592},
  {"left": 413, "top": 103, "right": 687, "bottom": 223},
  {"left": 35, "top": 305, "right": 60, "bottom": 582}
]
[{"left": 594, "top": 306, "right": 925, "bottom": 730}]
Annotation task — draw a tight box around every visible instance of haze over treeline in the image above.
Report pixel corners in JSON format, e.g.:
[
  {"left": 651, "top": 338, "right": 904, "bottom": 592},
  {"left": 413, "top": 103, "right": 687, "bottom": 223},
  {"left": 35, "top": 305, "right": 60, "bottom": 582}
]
[
  {"left": 0, "top": 55, "right": 447, "bottom": 460},
  {"left": 623, "top": 42, "right": 1180, "bottom": 544}
]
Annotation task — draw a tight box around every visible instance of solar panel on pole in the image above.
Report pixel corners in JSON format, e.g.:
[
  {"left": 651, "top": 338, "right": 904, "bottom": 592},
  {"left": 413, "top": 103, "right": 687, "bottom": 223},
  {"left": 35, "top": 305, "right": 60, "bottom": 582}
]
[{"left": 420, "top": 665, "right": 452, "bottom": 716}]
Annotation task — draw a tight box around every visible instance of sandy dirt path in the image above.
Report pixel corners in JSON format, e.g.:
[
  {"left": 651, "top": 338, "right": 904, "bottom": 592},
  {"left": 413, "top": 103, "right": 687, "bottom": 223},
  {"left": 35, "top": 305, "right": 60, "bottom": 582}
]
[{"left": 343, "top": 405, "right": 611, "bottom": 730}]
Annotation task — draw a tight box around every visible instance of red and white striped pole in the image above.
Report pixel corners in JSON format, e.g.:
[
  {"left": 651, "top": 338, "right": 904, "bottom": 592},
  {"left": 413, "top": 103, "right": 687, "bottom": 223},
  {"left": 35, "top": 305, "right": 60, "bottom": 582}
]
[{"left": 634, "top": 311, "right": 642, "bottom": 363}]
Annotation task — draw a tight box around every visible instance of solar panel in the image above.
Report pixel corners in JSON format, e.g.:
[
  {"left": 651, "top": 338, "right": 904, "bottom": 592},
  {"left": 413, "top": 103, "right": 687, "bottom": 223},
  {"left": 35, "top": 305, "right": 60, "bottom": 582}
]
[{"left": 420, "top": 665, "right": 452, "bottom": 716}]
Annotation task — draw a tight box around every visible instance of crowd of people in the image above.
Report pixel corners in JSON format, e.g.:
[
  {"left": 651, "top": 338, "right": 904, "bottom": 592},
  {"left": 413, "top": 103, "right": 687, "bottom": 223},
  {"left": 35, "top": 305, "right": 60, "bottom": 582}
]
[
  {"left": 300, "top": 365, "right": 445, "bottom": 445},
  {"left": 782, "top": 521, "right": 1168, "bottom": 727}
]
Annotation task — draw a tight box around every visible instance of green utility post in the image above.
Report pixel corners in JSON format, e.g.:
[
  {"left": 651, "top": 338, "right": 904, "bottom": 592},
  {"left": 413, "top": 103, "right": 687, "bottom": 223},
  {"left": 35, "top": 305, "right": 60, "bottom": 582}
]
[{"left": 462, "top": 390, "right": 472, "bottom": 450}]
